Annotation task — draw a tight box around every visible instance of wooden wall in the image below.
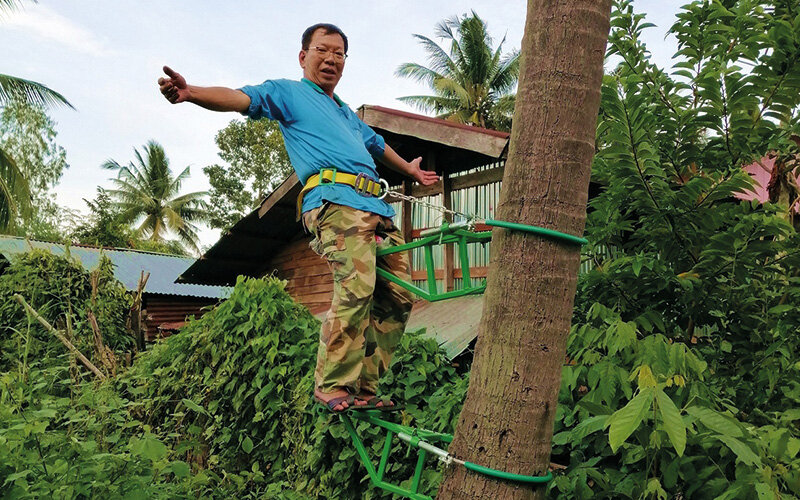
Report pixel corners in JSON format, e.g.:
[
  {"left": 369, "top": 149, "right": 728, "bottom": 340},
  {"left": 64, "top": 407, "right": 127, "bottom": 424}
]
[
  {"left": 268, "top": 237, "right": 333, "bottom": 314},
  {"left": 143, "top": 295, "right": 220, "bottom": 341}
]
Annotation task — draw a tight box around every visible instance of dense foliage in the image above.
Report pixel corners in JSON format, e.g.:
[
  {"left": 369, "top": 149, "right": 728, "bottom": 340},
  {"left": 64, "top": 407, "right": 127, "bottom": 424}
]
[
  {"left": 0, "top": 249, "right": 133, "bottom": 373},
  {"left": 203, "top": 118, "right": 292, "bottom": 230},
  {"left": 1, "top": 275, "right": 466, "bottom": 498},
  {"left": 549, "top": 1, "right": 800, "bottom": 498},
  {"left": 68, "top": 188, "right": 191, "bottom": 256},
  {"left": 0, "top": 98, "right": 69, "bottom": 238},
  {"left": 0, "top": 0, "right": 72, "bottom": 234}
]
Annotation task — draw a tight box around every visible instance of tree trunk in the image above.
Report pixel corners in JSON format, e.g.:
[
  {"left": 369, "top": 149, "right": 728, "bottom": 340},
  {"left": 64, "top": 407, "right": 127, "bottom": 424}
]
[{"left": 437, "top": 2, "right": 611, "bottom": 499}]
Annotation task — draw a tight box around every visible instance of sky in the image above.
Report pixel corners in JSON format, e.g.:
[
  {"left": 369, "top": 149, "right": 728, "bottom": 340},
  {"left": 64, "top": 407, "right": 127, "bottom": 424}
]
[{"left": 1, "top": 1, "right": 683, "bottom": 251}]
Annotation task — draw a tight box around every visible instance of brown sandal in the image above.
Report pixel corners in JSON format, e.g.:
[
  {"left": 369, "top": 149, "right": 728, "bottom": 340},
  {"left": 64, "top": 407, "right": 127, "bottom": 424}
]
[
  {"left": 356, "top": 393, "right": 404, "bottom": 412},
  {"left": 314, "top": 393, "right": 358, "bottom": 413}
]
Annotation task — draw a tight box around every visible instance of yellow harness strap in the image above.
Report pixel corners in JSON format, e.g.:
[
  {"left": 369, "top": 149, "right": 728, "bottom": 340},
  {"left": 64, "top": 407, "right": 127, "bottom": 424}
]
[{"left": 297, "top": 168, "right": 384, "bottom": 218}]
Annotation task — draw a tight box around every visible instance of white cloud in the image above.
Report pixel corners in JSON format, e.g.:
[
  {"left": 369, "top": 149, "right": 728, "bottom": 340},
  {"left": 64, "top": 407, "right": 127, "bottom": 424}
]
[{"left": 4, "top": 4, "right": 112, "bottom": 57}]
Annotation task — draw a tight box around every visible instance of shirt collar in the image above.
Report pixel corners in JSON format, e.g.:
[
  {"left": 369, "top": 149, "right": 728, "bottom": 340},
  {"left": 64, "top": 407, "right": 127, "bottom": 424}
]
[{"left": 301, "top": 78, "right": 345, "bottom": 107}]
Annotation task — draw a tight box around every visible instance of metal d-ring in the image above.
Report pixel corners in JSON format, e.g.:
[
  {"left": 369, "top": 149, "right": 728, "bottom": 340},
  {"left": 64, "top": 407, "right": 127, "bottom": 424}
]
[{"left": 377, "top": 179, "right": 390, "bottom": 200}]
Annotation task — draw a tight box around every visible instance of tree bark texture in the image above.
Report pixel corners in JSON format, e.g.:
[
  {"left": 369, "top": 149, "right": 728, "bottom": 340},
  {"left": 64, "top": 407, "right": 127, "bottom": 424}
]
[{"left": 437, "top": 2, "right": 611, "bottom": 499}]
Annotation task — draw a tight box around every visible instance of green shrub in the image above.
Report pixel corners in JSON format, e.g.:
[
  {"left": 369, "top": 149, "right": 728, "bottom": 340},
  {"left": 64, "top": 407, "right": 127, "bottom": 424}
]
[
  {"left": 113, "top": 275, "right": 466, "bottom": 498},
  {"left": 0, "top": 248, "right": 133, "bottom": 375},
  {"left": 547, "top": 1, "right": 800, "bottom": 497}
]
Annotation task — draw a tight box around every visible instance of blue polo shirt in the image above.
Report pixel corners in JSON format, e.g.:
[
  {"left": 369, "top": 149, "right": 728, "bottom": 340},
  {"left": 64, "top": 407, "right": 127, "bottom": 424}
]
[{"left": 238, "top": 78, "right": 395, "bottom": 218}]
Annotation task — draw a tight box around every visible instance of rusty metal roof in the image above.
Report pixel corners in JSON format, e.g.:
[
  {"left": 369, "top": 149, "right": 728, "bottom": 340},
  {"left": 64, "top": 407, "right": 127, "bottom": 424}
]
[
  {"left": 0, "top": 236, "right": 230, "bottom": 299},
  {"left": 179, "top": 105, "right": 510, "bottom": 286}
]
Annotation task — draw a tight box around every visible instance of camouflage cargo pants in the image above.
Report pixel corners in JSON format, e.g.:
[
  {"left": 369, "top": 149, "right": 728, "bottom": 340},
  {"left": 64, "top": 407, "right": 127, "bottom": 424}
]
[{"left": 303, "top": 202, "right": 415, "bottom": 394}]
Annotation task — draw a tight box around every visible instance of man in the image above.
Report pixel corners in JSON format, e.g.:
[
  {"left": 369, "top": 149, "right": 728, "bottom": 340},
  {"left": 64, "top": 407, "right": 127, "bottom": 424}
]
[{"left": 158, "top": 23, "right": 438, "bottom": 412}]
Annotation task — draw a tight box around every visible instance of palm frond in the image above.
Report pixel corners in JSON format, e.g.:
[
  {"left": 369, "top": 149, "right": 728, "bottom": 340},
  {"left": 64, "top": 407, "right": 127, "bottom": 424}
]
[
  {"left": 491, "top": 50, "right": 520, "bottom": 94},
  {"left": 0, "top": 74, "right": 73, "bottom": 109},
  {"left": 0, "top": 0, "right": 29, "bottom": 12},
  {"left": 396, "top": 12, "right": 518, "bottom": 130},
  {"left": 432, "top": 77, "right": 470, "bottom": 103},
  {"left": 0, "top": 146, "right": 31, "bottom": 231},
  {"left": 167, "top": 165, "right": 192, "bottom": 195},
  {"left": 395, "top": 63, "right": 444, "bottom": 87},
  {"left": 396, "top": 95, "right": 463, "bottom": 115},
  {"left": 459, "top": 13, "right": 493, "bottom": 84},
  {"left": 411, "top": 34, "right": 458, "bottom": 76}
]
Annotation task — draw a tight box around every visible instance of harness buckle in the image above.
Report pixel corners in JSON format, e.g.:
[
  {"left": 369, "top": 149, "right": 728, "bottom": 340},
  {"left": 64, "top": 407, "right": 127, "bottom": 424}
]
[
  {"left": 319, "top": 167, "right": 338, "bottom": 184},
  {"left": 354, "top": 172, "right": 376, "bottom": 197}
]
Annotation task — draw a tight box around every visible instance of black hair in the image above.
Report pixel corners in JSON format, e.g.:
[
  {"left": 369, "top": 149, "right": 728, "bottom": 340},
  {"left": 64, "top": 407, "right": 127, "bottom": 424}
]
[{"left": 301, "top": 23, "right": 348, "bottom": 54}]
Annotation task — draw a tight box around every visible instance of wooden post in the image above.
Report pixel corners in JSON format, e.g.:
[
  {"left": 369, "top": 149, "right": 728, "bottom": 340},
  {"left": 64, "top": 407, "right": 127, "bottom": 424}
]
[
  {"left": 438, "top": 154, "right": 456, "bottom": 292},
  {"left": 402, "top": 179, "right": 414, "bottom": 274},
  {"left": 14, "top": 294, "right": 107, "bottom": 380}
]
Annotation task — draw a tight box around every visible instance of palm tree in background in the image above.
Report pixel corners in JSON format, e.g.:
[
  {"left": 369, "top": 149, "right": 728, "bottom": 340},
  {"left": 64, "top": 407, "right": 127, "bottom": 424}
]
[
  {"left": 103, "top": 141, "right": 208, "bottom": 254},
  {"left": 396, "top": 11, "right": 520, "bottom": 131},
  {"left": 0, "top": 0, "right": 73, "bottom": 232}
]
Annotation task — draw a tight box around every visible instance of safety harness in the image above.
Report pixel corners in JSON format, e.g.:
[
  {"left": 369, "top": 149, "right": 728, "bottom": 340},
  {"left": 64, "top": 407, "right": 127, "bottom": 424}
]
[{"left": 296, "top": 167, "right": 389, "bottom": 217}]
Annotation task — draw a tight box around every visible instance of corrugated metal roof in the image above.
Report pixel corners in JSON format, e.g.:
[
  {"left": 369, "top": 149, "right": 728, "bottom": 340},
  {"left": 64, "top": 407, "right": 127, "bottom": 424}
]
[
  {"left": 0, "top": 236, "right": 231, "bottom": 299},
  {"left": 405, "top": 295, "right": 484, "bottom": 359},
  {"left": 312, "top": 294, "right": 484, "bottom": 359}
]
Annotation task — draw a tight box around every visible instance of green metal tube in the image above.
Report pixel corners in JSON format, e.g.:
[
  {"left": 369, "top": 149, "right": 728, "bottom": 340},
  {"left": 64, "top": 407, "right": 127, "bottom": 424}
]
[
  {"left": 483, "top": 219, "right": 587, "bottom": 246},
  {"left": 377, "top": 430, "right": 393, "bottom": 481},
  {"left": 458, "top": 236, "right": 471, "bottom": 283},
  {"left": 424, "top": 245, "right": 436, "bottom": 294},
  {"left": 341, "top": 415, "right": 378, "bottom": 478},
  {"left": 375, "top": 268, "right": 432, "bottom": 301},
  {"left": 418, "top": 221, "right": 472, "bottom": 238},
  {"left": 411, "top": 449, "right": 427, "bottom": 493},
  {"left": 463, "top": 462, "right": 554, "bottom": 484}
]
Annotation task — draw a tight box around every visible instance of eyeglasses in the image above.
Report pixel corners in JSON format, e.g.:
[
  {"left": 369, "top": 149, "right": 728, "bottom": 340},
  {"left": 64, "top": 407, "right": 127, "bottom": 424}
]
[{"left": 308, "top": 46, "right": 347, "bottom": 61}]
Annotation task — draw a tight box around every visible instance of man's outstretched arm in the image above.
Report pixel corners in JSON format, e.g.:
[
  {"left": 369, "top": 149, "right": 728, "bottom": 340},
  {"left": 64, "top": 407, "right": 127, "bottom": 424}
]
[
  {"left": 378, "top": 144, "right": 440, "bottom": 186},
  {"left": 158, "top": 66, "right": 250, "bottom": 113}
]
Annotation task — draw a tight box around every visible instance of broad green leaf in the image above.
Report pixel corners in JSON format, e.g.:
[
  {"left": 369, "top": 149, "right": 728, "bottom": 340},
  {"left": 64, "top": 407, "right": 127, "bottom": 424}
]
[
  {"left": 181, "top": 398, "right": 209, "bottom": 416},
  {"left": 242, "top": 436, "right": 254, "bottom": 454},
  {"left": 716, "top": 435, "right": 761, "bottom": 467},
  {"left": 687, "top": 407, "right": 742, "bottom": 437},
  {"left": 573, "top": 415, "right": 610, "bottom": 441},
  {"left": 632, "top": 258, "right": 644, "bottom": 276},
  {"left": 577, "top": 398, "right": 614, "bottom": 416},
  {"left": 132, "top": 434, "right": 168, "bottom": 462},
  {"left": 655, "top": 389, "right": 685, "bottom": 456},
  {"left": 754, "top": 482, "right": 776, "bottom": 500},
  {"left": 166, "top": 460, "right": 191, "bottom": 478},
  {"left": 608, "top": 387, "right": 654, "bottom": 452}
]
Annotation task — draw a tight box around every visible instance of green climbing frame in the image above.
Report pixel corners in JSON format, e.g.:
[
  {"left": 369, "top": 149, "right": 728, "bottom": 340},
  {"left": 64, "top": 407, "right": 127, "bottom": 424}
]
[
  {"left": 375, "top": 219, "right": 587, "bottom": 302},
  {"left": 336, "top": 219, "right": 582, "bottom": 497},
  {"left": 339, "top": 410, "right": 553, "bottom": 500}
]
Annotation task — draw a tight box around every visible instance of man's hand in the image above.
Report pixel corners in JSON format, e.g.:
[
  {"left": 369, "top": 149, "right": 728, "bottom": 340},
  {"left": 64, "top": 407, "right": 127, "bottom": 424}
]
[
  {"left": 158, "top": 66, "right": 190, "bottom": 104},
  {"left": 409, "top": 157, "right": 440, "bottom": 186}
]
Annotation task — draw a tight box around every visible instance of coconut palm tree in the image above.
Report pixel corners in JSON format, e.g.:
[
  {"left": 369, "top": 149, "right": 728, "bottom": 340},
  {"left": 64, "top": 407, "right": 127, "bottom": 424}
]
[
  {"left": 396, "top": 11, "right": 520, "bottom": 131},
  {"left": 0, "top": 0, "right": 74, "bottom": 232},
  {"left": 102, "top": 141, "right": 208, "bottom": 254}
]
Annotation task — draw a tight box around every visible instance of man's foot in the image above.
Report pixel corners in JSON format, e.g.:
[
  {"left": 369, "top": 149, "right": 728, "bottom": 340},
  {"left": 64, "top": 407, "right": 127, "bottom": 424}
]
[
  {"left": 314, "top": 388, "right": 367, "bottom": 412},
  {"left": 356, "top": 391, "right": 403, "bottom": 412}
]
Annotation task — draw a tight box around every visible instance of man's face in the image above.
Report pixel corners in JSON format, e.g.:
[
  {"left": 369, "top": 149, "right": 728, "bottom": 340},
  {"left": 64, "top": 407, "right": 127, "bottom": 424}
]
[{"left": 299, "top": 29, "right": 346, "bottom": 95}]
